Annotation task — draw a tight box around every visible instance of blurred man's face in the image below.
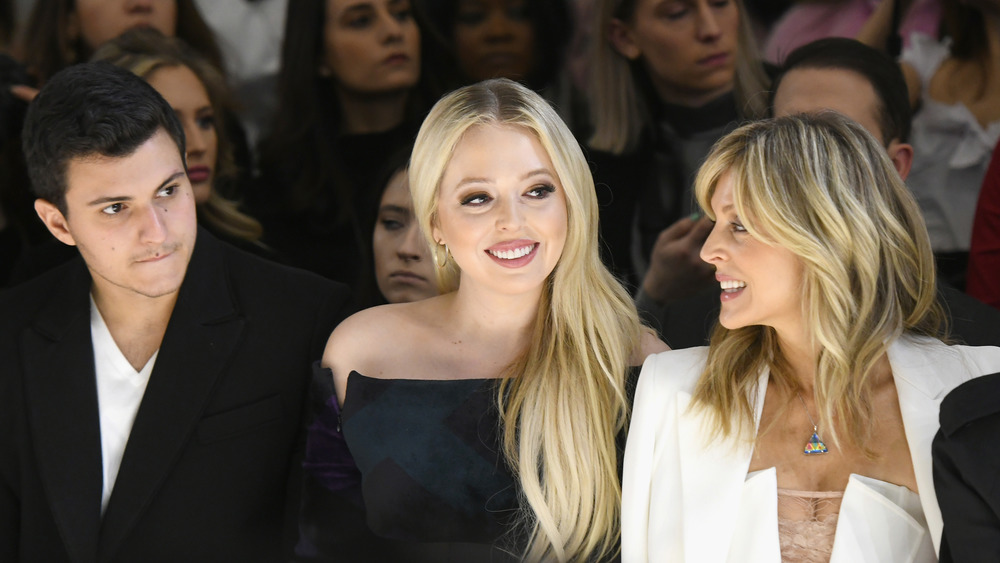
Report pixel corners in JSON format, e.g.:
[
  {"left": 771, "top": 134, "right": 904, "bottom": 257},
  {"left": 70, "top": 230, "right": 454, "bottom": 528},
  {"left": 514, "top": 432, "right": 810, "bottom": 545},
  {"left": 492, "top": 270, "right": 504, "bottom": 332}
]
[{"left": 774, "top": 67, "right": 885, "bottom": 144}]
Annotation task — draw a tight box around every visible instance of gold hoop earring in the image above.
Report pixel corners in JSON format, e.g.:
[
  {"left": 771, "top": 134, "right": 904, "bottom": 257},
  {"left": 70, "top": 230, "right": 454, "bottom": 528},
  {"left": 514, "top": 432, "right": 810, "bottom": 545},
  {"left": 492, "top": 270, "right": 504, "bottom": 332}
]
[{"left": 433, "top": 242, "right": 450, "bottom": 268}]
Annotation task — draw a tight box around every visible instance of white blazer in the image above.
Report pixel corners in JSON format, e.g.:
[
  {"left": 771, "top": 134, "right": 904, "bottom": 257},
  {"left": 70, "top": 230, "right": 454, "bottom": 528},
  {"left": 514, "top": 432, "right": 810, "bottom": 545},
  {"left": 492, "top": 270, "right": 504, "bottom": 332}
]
[{"left": 622, "top": 334, "right": 1000, "bottom": 563}]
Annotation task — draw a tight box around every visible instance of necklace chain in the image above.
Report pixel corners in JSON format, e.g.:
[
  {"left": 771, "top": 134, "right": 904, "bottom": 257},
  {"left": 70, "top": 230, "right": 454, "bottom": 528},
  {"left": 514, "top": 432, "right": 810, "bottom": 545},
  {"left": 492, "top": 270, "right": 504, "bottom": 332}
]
[
  {"left": 796, "top": 392, "right": 819, "bottom": 432},
  {"left": 797, "top": 392, "right": 829, "bottom": 454}
]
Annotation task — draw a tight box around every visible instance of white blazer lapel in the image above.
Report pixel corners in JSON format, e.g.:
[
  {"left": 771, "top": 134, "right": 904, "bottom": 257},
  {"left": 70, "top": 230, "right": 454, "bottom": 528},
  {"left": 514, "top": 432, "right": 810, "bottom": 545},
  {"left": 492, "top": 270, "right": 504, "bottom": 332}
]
[
  {"left": 831, "top": 474, "right": 934, "bottom": 563},
  {"left": 729, "top": 467, "right": 782, "bottom": 562},
  {"left": 623, "top": 353, "right": 669, "bottom": 563},
  {"left": 676, "top": 370, "right": 769, "bottom": 562}
]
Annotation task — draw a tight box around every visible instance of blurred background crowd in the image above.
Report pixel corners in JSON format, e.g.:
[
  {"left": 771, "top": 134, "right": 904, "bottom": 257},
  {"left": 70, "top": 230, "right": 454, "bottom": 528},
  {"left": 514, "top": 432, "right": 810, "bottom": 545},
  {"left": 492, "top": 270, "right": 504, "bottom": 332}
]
[{"left": 1, "top": 0, "right": 998, "bottom": 335}]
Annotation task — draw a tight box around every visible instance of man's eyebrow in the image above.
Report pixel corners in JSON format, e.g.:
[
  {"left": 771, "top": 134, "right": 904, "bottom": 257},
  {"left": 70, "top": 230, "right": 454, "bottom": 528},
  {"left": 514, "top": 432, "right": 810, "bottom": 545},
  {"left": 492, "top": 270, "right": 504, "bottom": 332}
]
[
  {"left": 85, "top": 171, "right": 186, "bottom": 207},
  {"left": 87, "top": 195, "right": 131, "bottom": 207},
  {"left": 158, "top": 171, "right": 186, "bottom": 191}
]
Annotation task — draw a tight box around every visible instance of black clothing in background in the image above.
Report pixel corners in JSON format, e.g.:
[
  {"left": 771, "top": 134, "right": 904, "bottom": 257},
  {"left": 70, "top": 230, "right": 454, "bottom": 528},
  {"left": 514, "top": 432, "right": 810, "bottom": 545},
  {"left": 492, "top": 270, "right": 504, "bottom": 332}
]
[
  {"left": 586, "top": 91, "right": 741, "bottom": 291},
  {"left": 250, "top": 123, "right": 416, "bottom": 291},
  {"left": 934, "top": 370, "right": 1000, "bottom": 563}
]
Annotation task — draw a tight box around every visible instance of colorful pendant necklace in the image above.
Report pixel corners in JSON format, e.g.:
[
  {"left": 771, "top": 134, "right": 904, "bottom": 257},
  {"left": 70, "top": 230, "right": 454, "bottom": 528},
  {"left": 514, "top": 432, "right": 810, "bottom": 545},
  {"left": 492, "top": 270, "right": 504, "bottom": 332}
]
[{"left": 797, "top": 392, "right": 828, "bottom": 455}]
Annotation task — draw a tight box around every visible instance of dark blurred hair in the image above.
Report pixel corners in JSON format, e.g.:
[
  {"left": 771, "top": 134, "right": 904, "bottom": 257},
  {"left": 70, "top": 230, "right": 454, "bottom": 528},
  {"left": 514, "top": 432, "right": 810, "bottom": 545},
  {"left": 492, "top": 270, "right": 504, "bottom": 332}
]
[
  {"left": 18, "top": 0, "right": 223, "bottom": 84},
  {"left": 944, "top": 1, "right": 988, "bottom": 61},
  {"left": 356, "top": 143, "right": 414, "bottom": 308},
  {"left": 942, "top": 0, "right": 994, "bottom": 102},
  {"left": 771, "top": 37, "right": 911, "bottom": 144},
  {"left": 0, "top": 0, "right": 13, "bottom": 47},
  {"left": 22, "top": 61, "right": 185, "bottom": 214},
  {"left": 0, "top": 55, "right": 45, "bottom": 256},
  {"left": 419, "top": 0, "right": 573, "bottom": 91},
  {"left": 259, "top": 0, "right": 447, "bottom": 216},
  {"left": 92, "top": 28, "right": 262, "bottom": 244}
]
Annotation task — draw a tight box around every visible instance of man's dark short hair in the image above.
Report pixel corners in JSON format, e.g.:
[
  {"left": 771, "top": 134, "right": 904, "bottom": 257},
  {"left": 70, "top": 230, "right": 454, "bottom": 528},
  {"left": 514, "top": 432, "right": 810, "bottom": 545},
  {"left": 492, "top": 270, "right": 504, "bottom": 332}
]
[
  {"left": 770, "top": 38, "right": 911, "bottom": 144},
  {"left": 22, "top": 61, "right": 186, "bottom": 214}
]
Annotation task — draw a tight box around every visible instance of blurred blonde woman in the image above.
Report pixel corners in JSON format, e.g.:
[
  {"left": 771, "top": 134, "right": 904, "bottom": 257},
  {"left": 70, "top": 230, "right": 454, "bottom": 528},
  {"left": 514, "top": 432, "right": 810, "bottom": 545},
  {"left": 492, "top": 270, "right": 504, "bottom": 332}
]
[
  {"left": 623, "top": 113, "right": 1000, "bottom": 562},
  {"left": 308, "top": 78, "right": 665, "bottom": 561},
  {"left": 586, "top": 0, "right": 772, "bottom": 333}
]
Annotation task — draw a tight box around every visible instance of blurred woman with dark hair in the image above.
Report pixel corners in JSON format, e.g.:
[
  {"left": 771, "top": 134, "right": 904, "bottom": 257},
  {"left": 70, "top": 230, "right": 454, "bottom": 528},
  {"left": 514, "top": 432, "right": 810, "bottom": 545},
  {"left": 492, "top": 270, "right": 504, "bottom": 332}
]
[
  {"left": 586, "top": 0, "right": 772, "bottom": 343},
  {"left": 253, "top": 0, "right": 445, "bottom": 291},
  {"left": 17, "top": 0, "right": 222, "bottom": 84},
  {"left": 418, "top": 0, "right": 582, "bottom": 124}
]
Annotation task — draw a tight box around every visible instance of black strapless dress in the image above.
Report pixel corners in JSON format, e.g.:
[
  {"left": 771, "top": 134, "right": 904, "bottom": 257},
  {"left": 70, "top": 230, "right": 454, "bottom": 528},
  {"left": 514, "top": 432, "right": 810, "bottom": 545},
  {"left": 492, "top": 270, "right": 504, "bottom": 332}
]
[{"left": 296, "top": 364, "right": 637, "bottom": 562}]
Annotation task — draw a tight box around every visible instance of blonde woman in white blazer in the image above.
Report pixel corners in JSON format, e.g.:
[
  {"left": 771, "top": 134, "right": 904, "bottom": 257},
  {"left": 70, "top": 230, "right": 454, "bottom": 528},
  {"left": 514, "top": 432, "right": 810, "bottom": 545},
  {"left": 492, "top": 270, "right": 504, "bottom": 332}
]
[{"left": 622, "top": 114, "right": 1000, "bottom": 563}]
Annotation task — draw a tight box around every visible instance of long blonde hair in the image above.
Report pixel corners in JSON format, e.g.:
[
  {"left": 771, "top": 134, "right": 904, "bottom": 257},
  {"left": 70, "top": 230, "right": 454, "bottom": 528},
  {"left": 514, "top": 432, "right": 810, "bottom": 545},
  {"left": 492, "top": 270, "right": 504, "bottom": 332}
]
[
  {"left": 692, "top": 113, "right": 944, "bottom": 453},
  {"left": 410, "top": 78, "right": 643, "bottom": 561},
  {"left": 588, "top": 0, "right": 771, "bottom": 154}
]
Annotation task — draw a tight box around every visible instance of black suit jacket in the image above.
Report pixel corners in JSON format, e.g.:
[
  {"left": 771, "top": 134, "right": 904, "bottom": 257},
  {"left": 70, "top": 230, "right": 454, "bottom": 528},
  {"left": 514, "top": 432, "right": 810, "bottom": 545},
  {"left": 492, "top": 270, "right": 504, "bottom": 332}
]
[
  {"left": 0, "top": 229, "right": 352, "bottom": 562},
  {"left": 934, "top": 371, "right": 1000, "bottom": 563}
]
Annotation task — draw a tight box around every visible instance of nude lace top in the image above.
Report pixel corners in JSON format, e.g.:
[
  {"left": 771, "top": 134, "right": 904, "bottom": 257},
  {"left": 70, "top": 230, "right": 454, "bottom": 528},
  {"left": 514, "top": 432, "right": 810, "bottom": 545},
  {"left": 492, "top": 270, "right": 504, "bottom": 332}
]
[
  {"left": 761, "top": 473, "right": 928, "bottom": 563},
  {"left": 776, "top": 488, "right": 843, "bottom": 563}
]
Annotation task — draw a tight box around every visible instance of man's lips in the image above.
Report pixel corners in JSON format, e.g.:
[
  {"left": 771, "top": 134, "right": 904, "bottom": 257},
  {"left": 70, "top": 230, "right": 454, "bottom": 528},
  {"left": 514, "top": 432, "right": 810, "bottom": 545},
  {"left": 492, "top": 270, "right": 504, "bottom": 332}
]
[
  {"left": 136, "top": 251, "right": 173, "bottom": 263},
  {"left": 135, "top": 243, "right": 181, "bottom": 263}
]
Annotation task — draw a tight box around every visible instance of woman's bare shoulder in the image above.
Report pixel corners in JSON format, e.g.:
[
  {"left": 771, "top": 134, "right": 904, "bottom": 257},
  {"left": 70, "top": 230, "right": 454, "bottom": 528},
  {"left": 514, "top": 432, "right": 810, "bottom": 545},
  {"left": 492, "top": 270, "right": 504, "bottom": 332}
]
[
  {"left": 323, "top": 300, "right": 442, "bottom": 366},
  {"left": 322, "top": 297, "right": 451, "bottom": 401}
]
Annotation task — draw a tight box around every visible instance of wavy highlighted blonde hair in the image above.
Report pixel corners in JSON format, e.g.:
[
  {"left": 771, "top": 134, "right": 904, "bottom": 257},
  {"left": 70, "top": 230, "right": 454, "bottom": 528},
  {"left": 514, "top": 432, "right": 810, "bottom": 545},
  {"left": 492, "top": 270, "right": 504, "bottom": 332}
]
[
  {"left": 588, "top": 0, "right": 771, "bottom": 154},
  {"left": 410, "top": 78, "right": 642, "bottom": 561},
  {"left": 692, "top": 113, "right": 944, "bottom": 453}
]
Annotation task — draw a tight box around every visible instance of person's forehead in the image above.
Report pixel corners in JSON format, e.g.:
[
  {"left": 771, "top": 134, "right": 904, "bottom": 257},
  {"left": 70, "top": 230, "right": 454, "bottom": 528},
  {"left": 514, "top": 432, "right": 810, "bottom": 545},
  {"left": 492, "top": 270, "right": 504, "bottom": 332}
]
[
  {"left": 62, "top": 131, "right": 185, "bottom": 205},
  {"left": 381, "top": 170, "right": 413, "bottom": 206},
  {"left": 774, "top": 67, "right": 883, "bottom": 141}
]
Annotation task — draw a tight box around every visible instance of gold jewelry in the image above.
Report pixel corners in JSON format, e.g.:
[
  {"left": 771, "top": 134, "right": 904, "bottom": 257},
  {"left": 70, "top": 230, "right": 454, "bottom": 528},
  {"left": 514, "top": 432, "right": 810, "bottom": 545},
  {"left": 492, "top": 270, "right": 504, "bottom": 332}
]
[
  {"left": 433, "top": 242, "right": 450, "bottom": 268},
  {"left": 797, "top": 392, "right": 828, "bottom": 455}
]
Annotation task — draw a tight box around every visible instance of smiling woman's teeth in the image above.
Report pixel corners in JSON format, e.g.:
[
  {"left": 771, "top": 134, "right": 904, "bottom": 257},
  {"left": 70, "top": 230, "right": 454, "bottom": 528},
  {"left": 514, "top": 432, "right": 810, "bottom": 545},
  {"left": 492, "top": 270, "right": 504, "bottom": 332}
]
[
  {"left": 489, "top": 245, "right": 534, "bottom": 260},
  {"left": 720, "top": 280, "right": 747, "bottom": 292}
]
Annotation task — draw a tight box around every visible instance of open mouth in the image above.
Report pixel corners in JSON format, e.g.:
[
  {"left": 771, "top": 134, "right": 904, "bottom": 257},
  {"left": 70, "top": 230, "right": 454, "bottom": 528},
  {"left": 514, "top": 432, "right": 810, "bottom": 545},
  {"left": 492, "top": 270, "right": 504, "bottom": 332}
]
[
  {"left": 719, "top": 279, "right": 746, "bottom": 301},
  {"left": 486, "top": 242, "right": 539, "bottom": 267},
  {"left": 488, "top": 244, "right": 535, "bottom": 260},
  {"left": 720, "top": 279, "right": 746, "bottom": 292}
]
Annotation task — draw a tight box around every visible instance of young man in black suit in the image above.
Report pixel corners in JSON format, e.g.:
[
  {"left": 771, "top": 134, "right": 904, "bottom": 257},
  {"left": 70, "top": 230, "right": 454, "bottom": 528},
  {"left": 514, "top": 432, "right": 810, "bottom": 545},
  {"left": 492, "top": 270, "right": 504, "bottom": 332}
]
[{"left": 0, "top": 62, "right": 352, "bottom": 562}]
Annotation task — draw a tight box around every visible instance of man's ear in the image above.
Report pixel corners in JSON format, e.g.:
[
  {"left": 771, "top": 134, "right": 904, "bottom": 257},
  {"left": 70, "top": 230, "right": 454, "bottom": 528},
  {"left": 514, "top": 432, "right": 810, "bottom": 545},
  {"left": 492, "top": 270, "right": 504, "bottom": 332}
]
[
  {"left": 608, "top": 18, "right": 642, "bottom": 60},
  {"left": 34, "top": 199, "right": 77, "bottom": 247},
  {"left": 887, "top": 141, "right": 914, "bottom": 181}
]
